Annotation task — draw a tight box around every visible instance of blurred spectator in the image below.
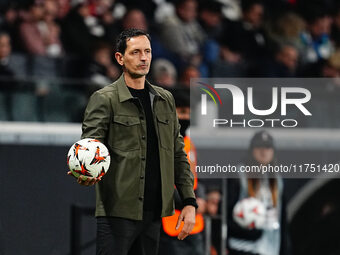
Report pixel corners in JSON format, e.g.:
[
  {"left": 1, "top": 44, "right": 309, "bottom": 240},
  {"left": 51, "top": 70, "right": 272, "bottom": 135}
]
[
  {"left": 219, "top": 0, "right": 270, "bottom": 69},
  {"left": 261, "top": 44, "right": 299, "bottom": 77},
  {"left": 299, "top": 8, "right": 334, "bottom": 64},
  {"left": 19, "top": 0, "right": 63, "bottom": 57},
  {"left": 227, "top": 130, "right": 291, "bottom": 255},
  {"left": 88, "top": 42, "right": 120, "bottom": 89},
  {"left": 159, "top": 0, "right": 206, "bottom": 63},
  {"left": 44, "top": 0, "right": 59, "bottom": 21},
  {"left": 0, "top": 4, "right": 21, "bottom": 52},
  {"left": 151, "top": 58, "right": 177, "bottom": 88},
  {"left": 179, "top": 65, "right": 200, "bottom": 88},
  {"left": 266, "top": 12, "right": 306, "bottom": 49},
  {"left": 43, "top": 0, "right": 63, "bottom": 55},
  {"left": 203, "top": 188, "right": 221, "bottom": 255},
  {"left": 121, "top": 8, "right": 148, "bottom": 31},
  {"left": 61, "top": 0, "right": 104, "bottom": 58},
  {"left": 56, "top": 0, "right": 71, "bottom": 19},
  {"left": 0, "top": 33, "right": 15, "bottom": 80},
  {"left": 303, "top": 50, "right": 340, "bottom": 91},
  {"left": 154, "top": 0, "right": 176, "bottom": 24},
  {"left": 88, "top": 0, "right": 119, "bottom": 44},
  {"left": 118, "top": 0, "right": 157, "bottom": 23},
  {"left": 100, "top": 5, "right": 119, "bottom": 45},
  {"left": 206, "top": 189, "right": 221, "bottom": 216},
  {"left": 321, "top": 50, "right": 340, "bottom": 79},
  {"left": 331, "top": 4, "right": 340, "bottom": 48},
  {"left": 0, "top": 32, "right": 10, "bottom": 61},
  {"left": 88, "top": 0, "right": 115, "bottom": 17},
  {"left": 198, "top": 0, "right": 223, "bottom": 39},
  {"left": 0, "top": 32, "right": 15, "bottom": 120},
  {"left": 197, "top": 0, "right": 223, "bottom": 76}
]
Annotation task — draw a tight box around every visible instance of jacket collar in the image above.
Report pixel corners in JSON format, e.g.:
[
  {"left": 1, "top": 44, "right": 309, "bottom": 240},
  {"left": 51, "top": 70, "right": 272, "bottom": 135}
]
[{"left": 116, "top": 73, "right": 165, "bottom": 102}]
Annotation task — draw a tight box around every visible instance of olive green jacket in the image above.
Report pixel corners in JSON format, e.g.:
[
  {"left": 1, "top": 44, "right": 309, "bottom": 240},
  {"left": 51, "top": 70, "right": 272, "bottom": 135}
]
[{"left": 81, "top": 74, "right": 195, "bottom": 220}]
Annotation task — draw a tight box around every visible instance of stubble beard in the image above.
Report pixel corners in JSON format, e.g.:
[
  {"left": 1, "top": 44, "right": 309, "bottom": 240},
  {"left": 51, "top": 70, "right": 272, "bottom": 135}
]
[{"left": 124, "top": 66, "right": 149, "bottom": 78}]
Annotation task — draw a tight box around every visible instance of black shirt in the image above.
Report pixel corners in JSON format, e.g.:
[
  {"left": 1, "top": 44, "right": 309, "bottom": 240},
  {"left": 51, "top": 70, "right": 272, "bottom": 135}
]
[{"left": 128, "top": 86, "right": 162, "bottom": 215}]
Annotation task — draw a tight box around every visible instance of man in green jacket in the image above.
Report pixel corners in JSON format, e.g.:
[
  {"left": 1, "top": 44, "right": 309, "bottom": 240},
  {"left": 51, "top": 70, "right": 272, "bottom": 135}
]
[{"left": 68, "top": 28, "right": 197, "bottom": 255}]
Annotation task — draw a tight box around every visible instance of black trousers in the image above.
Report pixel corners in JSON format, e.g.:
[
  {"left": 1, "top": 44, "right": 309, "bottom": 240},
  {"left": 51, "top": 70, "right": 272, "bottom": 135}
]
[
  {"left": 158, "top": 230, "right": 204, "bottom": 255},
  {"left": 96, "top": 212, "right": 161, "bottom": 255}
]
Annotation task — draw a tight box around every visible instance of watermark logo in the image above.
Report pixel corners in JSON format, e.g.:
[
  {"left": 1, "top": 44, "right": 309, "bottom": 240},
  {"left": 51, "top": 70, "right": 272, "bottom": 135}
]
[
  {"left": 197, "top": 81, "right": 312, "bottom": 128},
  {"left": 198, "top": 82, "right": 222, "bottom": 115}
]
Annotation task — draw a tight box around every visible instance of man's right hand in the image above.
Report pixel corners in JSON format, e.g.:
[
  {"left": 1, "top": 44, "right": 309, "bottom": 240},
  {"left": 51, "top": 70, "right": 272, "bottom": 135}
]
[{"left": 67, "top": 171, "right": 102, "bottom": 186}]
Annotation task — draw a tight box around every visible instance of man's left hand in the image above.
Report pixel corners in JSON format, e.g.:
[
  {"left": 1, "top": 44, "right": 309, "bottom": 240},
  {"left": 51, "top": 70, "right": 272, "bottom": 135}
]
[{"left": 176, "top": 205, "right": 196, "bottom": 240}]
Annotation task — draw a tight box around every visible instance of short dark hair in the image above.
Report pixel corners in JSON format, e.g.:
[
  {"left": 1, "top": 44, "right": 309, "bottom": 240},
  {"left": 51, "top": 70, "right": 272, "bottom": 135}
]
[
  {"left": 199, "top": 0, "right": 223, "bottom": 14},
  {"left": 303, "top": 6, "right": 329, "bottom": 24},
  {"left": 241, "top": 0, "right": 263, "bottom": 13},
  {"left": 115, "top": 28, "right": 151, "bottom": 54}
]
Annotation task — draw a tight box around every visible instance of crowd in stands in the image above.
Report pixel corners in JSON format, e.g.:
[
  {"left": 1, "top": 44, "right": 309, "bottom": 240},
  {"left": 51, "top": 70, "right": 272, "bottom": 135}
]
[{"left": 1, "top": 0, "right": 340, "bottom": 122}]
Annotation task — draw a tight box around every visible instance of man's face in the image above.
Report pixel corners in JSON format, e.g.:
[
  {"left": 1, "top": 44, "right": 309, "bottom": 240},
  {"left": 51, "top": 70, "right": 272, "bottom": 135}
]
[
  {"left": 31, "top": 4, "right": 45, "bottom": 21},
  {"left": 244, "top": 4, "right": 263, "bottom": 28},
  {"left": 309, "top": 16, "right": 332, "bottom": 38},
  {"left": 277, "top": 46, "right": 298, "bottom": 71},
  {"left": 206, "top": 191, "right": 221, "bottom": 216},
  {"left": 177, "top": 0, "right": 197, "bottom": 23},
  {"left": 200, "top": 10, "right": 221, "bottom": 27},
  {"left": 115, "top": 35, "right": 151, "bottom": 78}
]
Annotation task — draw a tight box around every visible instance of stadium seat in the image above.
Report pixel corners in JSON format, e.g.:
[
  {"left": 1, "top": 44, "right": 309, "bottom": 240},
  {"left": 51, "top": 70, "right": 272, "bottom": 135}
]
[
  {"left": 61, "top": 89, "right": 87, "bottom": 122},
  {"left": 31, "top": 56, "right": 59, "bottom": 78},
  {"left": 8, "top": 53, "right": 29, "bottom": 78},
  {"left": 34, "top": 81, "right": 87, "bottom": 122},
  {"left": 59, "top": 56, "right": 88, "bottom": 78},
  {"left": 40, "top": 84, "right": 72, "bottom": 122},
  {"left": 0, "top": 92, "right": 9, "bottom": 121},
  {"left": 11, "top": 92, "right": 38, "bottom": 121}
]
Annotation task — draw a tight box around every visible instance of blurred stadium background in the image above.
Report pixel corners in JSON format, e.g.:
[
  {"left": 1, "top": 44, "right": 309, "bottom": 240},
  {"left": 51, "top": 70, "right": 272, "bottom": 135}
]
[{"left": 1, "top": 0, "right": 340, "bottom": 254}]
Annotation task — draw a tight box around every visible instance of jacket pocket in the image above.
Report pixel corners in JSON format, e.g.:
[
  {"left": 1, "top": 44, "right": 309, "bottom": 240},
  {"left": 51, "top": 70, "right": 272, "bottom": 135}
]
[
  {"left": 110, "top": 115, "right": 141, "bottom": 151},
  {"left": 156, "top": 114, "right": 174, "bottom": 150}
]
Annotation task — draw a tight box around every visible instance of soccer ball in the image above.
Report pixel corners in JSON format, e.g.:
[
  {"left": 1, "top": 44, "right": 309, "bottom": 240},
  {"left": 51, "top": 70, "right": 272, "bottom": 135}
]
[
  {"left": 67, "top": 138, "right": 110, "bottom": 178},
  {"left": 232, "top": 197, "right": 266, "bottom": 229}
]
